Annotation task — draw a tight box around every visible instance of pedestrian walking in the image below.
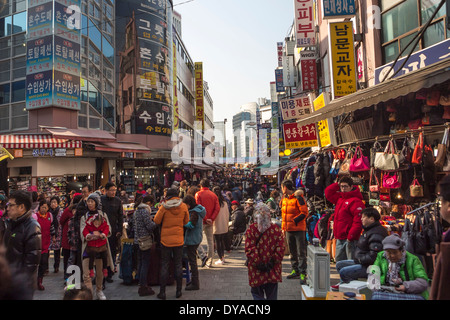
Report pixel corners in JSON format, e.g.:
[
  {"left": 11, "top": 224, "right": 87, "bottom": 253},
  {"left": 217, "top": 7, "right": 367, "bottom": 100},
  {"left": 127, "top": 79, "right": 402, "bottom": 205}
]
[
  {"left": 212, "top": 186, "right": 230, "bottom": 265},
  {"left": 48, "top": 196, "right": 63, "bottom": 273},
  {"left": 82, "top": 214, "right": 109, "bottom": 280}
]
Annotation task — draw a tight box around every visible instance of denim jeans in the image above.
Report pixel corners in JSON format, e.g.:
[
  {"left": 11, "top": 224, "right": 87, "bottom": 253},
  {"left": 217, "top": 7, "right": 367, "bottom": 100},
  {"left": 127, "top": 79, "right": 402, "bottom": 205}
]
[
  {"left": 186, "top": 244, "right": 199, "bottom": 282},
  {"left": 214, "top": 233, "right": 227, "bottom": 260},
  {"left": 335, "top": 260, "right": 368, "bottom": 283},
  {"left": 251, "top": 282, "right": 278, "bottom": 300},
  {"left": 160, "top": 244, "right": 183, "bottom": 292},
  {"left": 286, "top": 231, "right": 307, "bottom": 274},
  {"left": 137, "top": 248, "right": 152, "bottom": 286},
  {"left": 335, "top": 239, "right": 357, "bottom": 262}
]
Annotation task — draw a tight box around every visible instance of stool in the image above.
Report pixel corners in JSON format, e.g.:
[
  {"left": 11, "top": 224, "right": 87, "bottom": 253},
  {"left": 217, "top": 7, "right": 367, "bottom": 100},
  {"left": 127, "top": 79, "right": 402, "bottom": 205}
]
[{"left": 182, "top": 258, "right": 191, "bottom": 283}]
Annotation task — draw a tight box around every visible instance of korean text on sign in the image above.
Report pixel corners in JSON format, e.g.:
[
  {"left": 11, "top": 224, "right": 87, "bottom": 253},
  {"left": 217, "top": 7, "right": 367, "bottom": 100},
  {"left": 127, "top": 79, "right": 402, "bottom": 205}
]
[
  {"left": 279, "top": 94, "right": 313, "bottom": 121},
  {"left": 294, "top": 0, "right": 315, "bottom": 47}
]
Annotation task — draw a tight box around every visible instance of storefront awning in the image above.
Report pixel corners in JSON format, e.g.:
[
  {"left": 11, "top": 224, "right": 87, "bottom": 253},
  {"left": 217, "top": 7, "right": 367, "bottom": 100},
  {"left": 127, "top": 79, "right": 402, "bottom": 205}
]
[
  {"left": 44, "top": 128, "right": 116, "bottom": 143},
  {"left": 91, "top": 142, "right": 150, "bottom": 153},
  {"left": 0, "top": 134, "right": 82, "bottom": 149},
  {"left": 297, "top": 58, "right": 450, "bottom": 127}
]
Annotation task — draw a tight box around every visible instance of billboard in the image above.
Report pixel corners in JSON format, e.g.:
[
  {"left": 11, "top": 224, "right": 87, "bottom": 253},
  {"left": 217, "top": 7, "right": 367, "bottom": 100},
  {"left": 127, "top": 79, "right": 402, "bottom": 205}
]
[
  {"left": 279, "top": 94, "right": 313, "bottom": 122},
  {"left": 282, "top": 55, "right": 295, "bottom": 87},
  {"left": 300, "top": 50, "right": 318, "bottom": 91},
  {"left": 294, "top": 0, "right": 315, "bottom": 47},
  {"left": 322, "top": 0, "right": 356, "bottom": 19}
]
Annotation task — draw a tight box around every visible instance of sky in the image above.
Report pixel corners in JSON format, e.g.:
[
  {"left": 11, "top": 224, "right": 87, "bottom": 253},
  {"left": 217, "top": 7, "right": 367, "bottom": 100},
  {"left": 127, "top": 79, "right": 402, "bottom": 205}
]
[{"left": 174, "top": 0, "right": 295, "bottom": 128}]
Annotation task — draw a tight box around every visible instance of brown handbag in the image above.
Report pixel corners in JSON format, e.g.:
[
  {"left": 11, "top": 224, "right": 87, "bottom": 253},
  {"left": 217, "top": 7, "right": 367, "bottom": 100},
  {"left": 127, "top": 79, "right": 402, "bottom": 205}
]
[
  {"left": 435, "top": 128, "right": 448, "bottom": 170},
  {"left": 410, "top": 179, "right": 424, "bottom": 197}
]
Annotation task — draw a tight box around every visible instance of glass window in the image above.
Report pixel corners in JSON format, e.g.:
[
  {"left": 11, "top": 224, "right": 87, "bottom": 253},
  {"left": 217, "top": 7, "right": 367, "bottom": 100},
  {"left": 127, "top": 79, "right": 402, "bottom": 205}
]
[
  {"left": 88, "top": 81, "right": 101, "bottom": 114},
  {"left": 102, "top": 35, "right": 114, "bottom": 65},
  {"left": 424, "top": 21, "right": 446, "bottom": 47},
  {"left": 383, "top": 41, "right": 399, "bottom": 63},
  {"left": 0, "top": 15, "right": 12, "bottom": 37},
  {"left": 89, "top": 116, "right": 100, "bottom": 129},
  {"left": 11, "top": 80, "right": 25, "bottom": 102},
  {"left": 12, "top": 33, "right": 25, "bottom": 55},
  {"left": 0, "top": 83, "right": 10, "bottom": 104},
  {"left": 12, "top": 11, "right": 26, "bottom": 34},
  {"left": 13, "top": 0, "right": 26, "bottom": 13},
  {"left": 0, "top": 0, "right": 10, "bottom": 18},
  {"left": 88, "top": 18, "right": 102, "bottom": 50},
  {"left": 421, "top": 0, "right": 446, "bottom": 24},
  {"left": 11, "top": 102, "right": 27, "bottom": 129},
  {"left": 11, "top": 101, "right": 25, "bottom": 116},
  {"left": 81, "top": 14, "right": 88, "bottom": 36},
  {"left": 11, "top": 114, "right": 27, "bottom": 129},
  {"left": 0, "top": 60, "right": 10, "bottom": 82},
  {"left": 381, "top": 0, "right": 403, "bottom": 11},
  {"left": 399, "top": 32, "right": 421, "bottom": 55},
  {"left": 382, "top": 0, "right": 419, "bottom": 42},
  {"left": 81, "top": 78, "right": 88, "bottom": 102},
  {"left": 0, "top": 37, "right": 10, "bottom": 59},
  {"left": 103, "top": 96, "right": 114, "bottom": 126},
  {"left": 78, "top": 115, "right": 87, "bottom": 128},
  {"left": 12, "top": 56, "right": 25, "bottom": 79}
]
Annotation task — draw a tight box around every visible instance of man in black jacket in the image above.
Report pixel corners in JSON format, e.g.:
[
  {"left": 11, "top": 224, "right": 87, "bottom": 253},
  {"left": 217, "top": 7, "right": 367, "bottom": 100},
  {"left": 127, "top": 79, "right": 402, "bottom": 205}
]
[
  {"left": 101, "top": 182, "right": 123, "bottom": 282},
  {"left": 2, "top": 190, "right": 41, "bottom": 295},
  {"left": 331, "top": 207, "right": 388, "bottom": 291}
]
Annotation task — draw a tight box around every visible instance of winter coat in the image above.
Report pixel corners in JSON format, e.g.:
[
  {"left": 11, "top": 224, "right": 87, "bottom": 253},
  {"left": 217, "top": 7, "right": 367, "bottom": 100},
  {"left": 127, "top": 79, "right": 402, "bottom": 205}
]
[
  {"left": 49, "top": 207, "right": 63, "bottom": 250},
  {"left": 325, "top": 183, "right": 365, "bottom": 241},
  {"left": 100, "top": 195, "right": 124, "bottom": 235},
  {"left": 214, "top": 201, "right": 230, "bottom": 235},
  {"left": 59, "top": 207, "right": 73, "bottom": 250},
  {"left": 373, "top": 250, "right": 429, "bottom": 300},
  {"left": 153, "top": 197, "right": 189, "bottom": 247},
  {"left": 3, "top": 210, "right": 41, "bottom": 280},
  {"left": 230, "top": 206, "right": 246, "bottom": 234},
  {"left": 184, "top": 204, "right": 206, "bottom": 246},
  {"left": 82, "top": 216, "right": 110, "bottom": 248},
  {"left": 280, "top": 193, "right": 309, "bottom": 232},
  {"left": 133, "top": 203, "right": 157, "bottom": 245},
  {"left": 430, "top": 231, "right": 450, "bottom": 300},
  {"left": 34, "top": 212, "right": 54, "bottom": 254},
  {"left": 231, "top": 187, "right": 243, "bottom": 202},
  {"left": 195, "top": 187, "right": 220, "bottom": 223},
  {"left": 353, "top": 221, "right": 388, "bottom": 267},
  {"left": 245, "top": 223, "right": 285, "bottom": 288}
]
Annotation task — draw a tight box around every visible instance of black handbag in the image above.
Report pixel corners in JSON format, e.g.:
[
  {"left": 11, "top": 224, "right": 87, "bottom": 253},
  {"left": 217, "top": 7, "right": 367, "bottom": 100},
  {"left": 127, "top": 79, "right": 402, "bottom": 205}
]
[
  {"left": 423, "top": 211, "right": 437, "bottom": 254},
  {"left": 412, "top": 216, "right": 428, "bottom": 256},
  {"left": 402, "top": 218, "right": 415, "bottom": 253}
]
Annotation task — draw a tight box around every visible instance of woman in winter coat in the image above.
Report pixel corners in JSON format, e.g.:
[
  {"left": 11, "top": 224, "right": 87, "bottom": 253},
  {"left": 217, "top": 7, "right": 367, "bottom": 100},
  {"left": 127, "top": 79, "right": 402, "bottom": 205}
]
[
  {"left": 212, "top": 186, "right": 230, "bottom": 265},
  {"left": 245, "top": 203, "right": 285, "bottom": 300},
  {"left": 183, "top": 195, "right": 206, "bottom": 291},
  {"left": 153, "top": 188, "right": 189, "bottom": 300},
  {"left": 48, "top": 196, "right": 63, "bottom": 273}
]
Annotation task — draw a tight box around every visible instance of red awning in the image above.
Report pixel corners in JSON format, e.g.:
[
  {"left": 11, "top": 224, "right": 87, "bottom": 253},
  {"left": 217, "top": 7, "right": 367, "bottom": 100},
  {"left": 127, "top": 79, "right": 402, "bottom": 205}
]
[
  {"left": 0, "top": 134, "right": 82, "bottom": 149},
  {"left": 92, "top": 142, "right": 150, "bottom": 153},
  {"left": 44, "top": 128, "right": 116, "bottom": 142}
]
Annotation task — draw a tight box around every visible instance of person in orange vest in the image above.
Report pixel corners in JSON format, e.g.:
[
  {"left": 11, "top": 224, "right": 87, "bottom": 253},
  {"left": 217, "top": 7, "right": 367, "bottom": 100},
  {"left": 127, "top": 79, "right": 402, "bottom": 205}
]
[{"left": 279, "top": 179, "right": 309, "bottom": 284}]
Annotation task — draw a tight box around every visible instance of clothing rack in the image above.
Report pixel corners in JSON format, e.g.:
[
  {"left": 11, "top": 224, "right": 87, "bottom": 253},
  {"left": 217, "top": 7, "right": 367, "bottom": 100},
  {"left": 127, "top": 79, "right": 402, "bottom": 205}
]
[{"left": 406, "top": 202, "right": 436, "bottom": 215}]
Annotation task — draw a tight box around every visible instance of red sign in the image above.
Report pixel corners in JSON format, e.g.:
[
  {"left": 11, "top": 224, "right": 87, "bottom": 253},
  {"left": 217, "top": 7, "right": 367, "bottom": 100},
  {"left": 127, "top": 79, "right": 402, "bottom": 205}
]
[
  {"left": 300, "top": 51, "right": 318, "bottom": 91},
  {"left": 283, "top": 122, "right": 318, "bottom": 149}
]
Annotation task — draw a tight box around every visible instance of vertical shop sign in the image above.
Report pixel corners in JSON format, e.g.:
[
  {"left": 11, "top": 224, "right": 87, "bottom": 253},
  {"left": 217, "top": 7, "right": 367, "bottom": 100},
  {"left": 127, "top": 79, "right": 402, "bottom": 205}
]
[
  {"left": 282, "top": 55, "right": 295, "bottom": 87},
  {"left": 277, "top": 42, "right": 283, "bottom": 67},
  {"left": 271, "top": 102, "right": 279, "bottom": 130},
  {"left": 173, "top": 40, "right": 179, "bottom": 131},
  {"left": 195, "top": 62, "right": 204, "bottom": 130},
  {"left": 329, "top": 21, "right": 357, "bottom": 99},
  {"left": 300, "top": 50, "right": 318, "bottom": 91},
  {"left": 294, "top": 0, "right": 315, "bottom": 47},
  {"left": 322, "top": 0, "right": 356, "bottom": 19},
  {"left": 275, "top": 69, "right": 284, "bottom": 92}
]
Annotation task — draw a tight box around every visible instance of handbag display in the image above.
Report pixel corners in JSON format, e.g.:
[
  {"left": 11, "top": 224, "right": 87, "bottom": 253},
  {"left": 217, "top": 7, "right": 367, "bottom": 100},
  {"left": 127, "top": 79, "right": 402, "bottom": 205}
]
[
  {"left": 374, "top": 139, "right": 400, "bottom": 171},
  {"left": 137, "top": 234, "right": 154, "bottom": 251},
  {"left": 402, "top": 218, "right": 416, "bottom": 253},
  {"left": 369, "top": 168, "right": 379, "bottom": 192},
  {"left": 370, "top": 140, "right": 384, "bottom": 167},
  {"left": 349, "top": 146, "right": 370, "bottom": 172},
  {"left": 412, "top": 216, "right": 427, "bottom": 256},
  {"left": 398, "top": 137, "right": 412, "bottom": 168},
  {"left": 412, "top": 132, "right": 424, "bottom": 164},
  {"left": 382, "top": 172, "right": 401, "bottom": 189},
  {"left": 338, "top": 149, "right": 352, "bottom": 176},
  {"left": 435, "top": 128, "right": 448, "bottom": 170},
  {"left": 369, "top": 199, "right": 380, "bottom": 206},
  {"left": 409, "top": 179, "right": 424, "bottom": 197},
  {"left": 380, "top": 194, "right": 390, "bottom": 201}
]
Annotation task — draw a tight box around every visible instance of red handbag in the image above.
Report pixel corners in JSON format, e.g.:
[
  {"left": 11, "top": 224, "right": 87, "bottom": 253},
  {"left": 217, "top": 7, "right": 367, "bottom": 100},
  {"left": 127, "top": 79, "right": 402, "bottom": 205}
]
[
  {"left": 412, "top": 132, "right": 424, "bottom": 164},
  {"left": 350, "top": 146, "right": 370, "bottom": 172},
  {"left": 382, "top": 172, "right": 401, "bottom": 189}
]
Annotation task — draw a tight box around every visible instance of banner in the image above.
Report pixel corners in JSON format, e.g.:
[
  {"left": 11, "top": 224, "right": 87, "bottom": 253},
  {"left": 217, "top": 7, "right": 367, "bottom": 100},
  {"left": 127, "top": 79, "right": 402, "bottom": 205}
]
[
  {"left": 279, "top": 94, "right": 313, "bottom": 122},
  {"left": 173, "top": 40, "right": 179, "bottom": 131},
  {"left": 275, "top": 69, "right": 284, "bottom": 92},
  {"left": 195, "top": 62, "right": 204, "bottom": 130},
  {"left": 277, "top": 42, "right": 283, "bottom": 67},
  {"left": 300, "top": 50, "right": 318, "bottom": 91},
  {"left": 329, "top": 21, "right": 357, "bottom": 98},
  {"left": 322, "top": 0, "right": 356, "bottom": 19},
  {"left": 282, "top": 55, "right": 295, "bottom": 87},
  {"left": 294, "top": 0, "right": 315, "bottom": 47},
  {"left": 283, "top": 122, "right": 318, "bottom": 149}
]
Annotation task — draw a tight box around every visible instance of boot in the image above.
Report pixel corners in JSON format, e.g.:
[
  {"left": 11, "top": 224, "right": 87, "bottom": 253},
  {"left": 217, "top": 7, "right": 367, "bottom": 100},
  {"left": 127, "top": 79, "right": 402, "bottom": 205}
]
[
  {"left": 157, "top": 286, "right": 166, "bottom": 300},
  {"left": 176, "top": 279, "right": 182, "bottom": 298},
  {"left": 37, "top": 277, "right": 45, "bottom": 291},
  {"left": 138, "top": 285, "right": 155, "bottom": 297},
  {"left": 185, "top": 277, "right": 199, "bottom": 291}
]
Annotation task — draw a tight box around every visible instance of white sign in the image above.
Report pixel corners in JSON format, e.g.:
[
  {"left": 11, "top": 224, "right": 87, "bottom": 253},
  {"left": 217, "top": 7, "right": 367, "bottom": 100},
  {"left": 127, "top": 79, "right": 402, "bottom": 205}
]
[
  {"left": 282, "top": 55, "right": 295, "bottom": 87},
  {"left": 294, "top": 0, "right": 316, "bottom": 47}
]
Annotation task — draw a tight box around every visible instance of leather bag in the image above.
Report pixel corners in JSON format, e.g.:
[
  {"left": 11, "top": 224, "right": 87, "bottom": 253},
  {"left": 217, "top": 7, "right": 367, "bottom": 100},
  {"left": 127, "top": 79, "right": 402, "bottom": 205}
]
[
  {"left": 369, "top": 168, "right": 379, "bottom": 192},
  {"left": 435, "top": 128, "right": 448, "bottom": 170},
  {"left": 374, "top": 139, "right": 400, "bottom": 171},
  {"left": 338, "top": 149, "right": 352, "bottom": 176},
  {"left": 409, "top": 179, "right": 423, "bottom": 197},
  {"left": 412, "top": 132, "right": 424, "bottom": 164},
  {"left": 350, "top": 146, "right": 370, "bottom": 172},
  {"left": 137, "top": 234, "right": 154, "bottom": 251}
]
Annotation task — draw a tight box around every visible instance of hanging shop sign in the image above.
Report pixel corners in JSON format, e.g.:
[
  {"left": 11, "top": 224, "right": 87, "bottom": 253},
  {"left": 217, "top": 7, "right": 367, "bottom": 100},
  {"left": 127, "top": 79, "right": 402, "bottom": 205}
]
[
  {"left": 173, "top": 39, "right": 179, "bottom": 131},
  {"left": 195, "top": 62, "right": 204, "bottom": 130},
  {"left": 322, "top": 0, "right": 356, "bottom": 19},
  {"left": 135, "top": 100, "right": 172, "bottom": 136},
  {"left": 271, "top": 102, "right": 279, "bottom": 129},
  {"left": 313, "top": 92, "right": 337, "bottom": 148},
  {"left": 283, "top": 122, "right": 318, "bottom": 149},
  {"left": 275, "top": 69, "right": 284, "bottom": 92},
  {"left": 329, "top": 21, "right": 357, "bottom": 99},
  {"left": 277, "top": 42, "right": 283, "bottom": 67},
  {"left": 279, "top": 94, "right": 313, "bottom": 122},
  {"left": 282, "top": 55, "right": 295, "bottom": 87},
  {"left": 300, "top": 50, "right": 318, "bottom": 91},
  {"left": 293, "top": 0, "right": 316, "bottom": 47},
  {"left": 374, "top": 38, "right": 450, "bottom": 84}
]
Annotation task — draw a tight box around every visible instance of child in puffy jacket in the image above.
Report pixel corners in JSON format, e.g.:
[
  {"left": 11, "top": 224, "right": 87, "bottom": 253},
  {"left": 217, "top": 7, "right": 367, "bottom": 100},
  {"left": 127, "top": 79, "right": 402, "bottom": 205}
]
[{"left": 83, "top": 214, "right": 109, "bottom": 278}]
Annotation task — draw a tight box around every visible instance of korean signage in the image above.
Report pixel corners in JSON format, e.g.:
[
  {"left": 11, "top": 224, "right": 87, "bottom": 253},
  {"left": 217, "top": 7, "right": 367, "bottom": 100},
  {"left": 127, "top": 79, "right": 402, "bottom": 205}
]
[
  {"left": 26, "top": 35, "right": 53, "bottom": 73},
  {"left": 32, "top": 148, "right": 67, "bottom": 157},
  {"left": 322, "top": 0, "right": 356, "bottom": 19},
  {"left": 275, "top": 69, "right": 284, "bottom": 92},
  {"left": 300, "top": 50, "right": 318, "bottom": 91},
  {"left": 195, "top": 62, "right": 204, "bottom": 130},
  {"left": 277, "top": 42, "right": 283, "bottom": 67},
  {"left": 136, "top": 101, "right": 172, "bottom": 136},
  {"left": 374, "top": 38, "right": 450, "bottom": 84},
  {"left": 26, "top": 70, "right": 53, "bottom": 110},
  {"left": 313, "top": 92, "right": 336, "bottom": 147},
  {"left": 271, "top": 102, "right": 279, "bottom": 129},
  {"left": 173, "top": 40, "right": 179, "bottom": 131},
  {"left": 283, "top": 122, "right": 318, "bottom": 149},
  {"left": 279, "top": 94, "right": 313, "bottom": 122},
  {"left": 27, "top": 1, "right": 53, "bottom": 40},
  {"left": 294, "top": 0, "right": 315, "bottom": 47},
  {"left": 329, "top": 21, "right": 357, "bottom": 98},
  {"left": 282, "top": 55, "right": 295, "bottom": 87}
]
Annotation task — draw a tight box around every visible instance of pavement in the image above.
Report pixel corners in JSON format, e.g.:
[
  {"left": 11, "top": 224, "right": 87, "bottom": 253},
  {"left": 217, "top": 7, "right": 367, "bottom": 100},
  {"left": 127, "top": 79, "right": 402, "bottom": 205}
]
[{"left": 33, "top": 238, "right": 340, "bottom": 301}]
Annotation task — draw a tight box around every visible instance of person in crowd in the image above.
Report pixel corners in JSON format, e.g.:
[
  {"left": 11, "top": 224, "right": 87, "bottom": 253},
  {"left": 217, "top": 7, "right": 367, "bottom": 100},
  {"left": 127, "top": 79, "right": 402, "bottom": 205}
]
[
  {"left": 63, "top": 283, "right": 93, "bottom": 300},
  {"left": 325, "top": 176, "right": 365, "bottom": 262},
  {"left": 80, "top": 193, "right": 113, "bottom": 300},
  {"left": 195, "top": 179, "right": 220, "bottom": 268},
  {"left": 280, "top": 179, "right": 309, "bottom": 283},
  {"left": 230, "top": 200, "right": 247, "bottom": 235},
  {"left": 33, "top": 200, "right": 54, "bottom": 291},
  {"left": 243, "top": 199, "right": 255, "bottom": 224},
  {"left": 179, "top": 180, "right": 188, "bottom": 199},
  {"left": 60, "top": 194, "right": 82, "bottom": 282},
  {"left": 231, "top": 184, "right": 243, "bottom": 203},
  {"left": 153, "top": 188, "right": 189, "bottom": 300},
  {"left": 133, "top": 194, "right": 157, "bottom": 297},
  {"left": 186, "top": 185, "right": 200, "bottom": 198},
  {"left": 266, "top": 190, "right": 280, "bottom": 217},
  {"left": 212, "top": 186, "right": 230, "bottom": 265},
  {"left": 0, "top": 193, "right": 6, "bottom": 218},
  {"left": 245, "top": 203, "right": 285, "bottom": 300},
  {"left": 331, "top": 207, "right": 388, "bottom": 291},
  {"left": 136, "top": 183, "right": 146, "bottom": 199},
  {"left": 30, "top": 191, "right": 39, "bottom": 214},
  {"left": 48, "top": 196, "right": 63, "bottom": 273},
  {"left": 82, "top": 214, "right": 109, "bottom": 281},
  {"left": 430, "top": 174, "right": 450, "bottom": 300},
  {"left": 74, "top": 184, "right": 94, "bottom": 270},
  {"left": 182, "top": 195, "right": 206, "bottom": 291},
  {"left": 100, "top": 182, "right": 123, "bottom": 282},
  {"left": 256, "top": 186, "right": 266, "bottom": 202},
  {"left": 371, "top": 234, "right": 429, "bottom": 300},
  {"left": 119, "top": 190, "right": 129, "bottom": 204}
]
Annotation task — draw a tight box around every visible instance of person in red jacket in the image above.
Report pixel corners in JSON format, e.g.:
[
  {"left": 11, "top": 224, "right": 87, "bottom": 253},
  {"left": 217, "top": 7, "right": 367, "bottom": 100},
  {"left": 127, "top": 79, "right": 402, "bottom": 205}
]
[
  {"left": 325, "top": 176, "right": 365, "bottom": 262},
  {"left": 195, "top": 179, "right": 220, "bottom": 268},
  {"left": 82, "top": 214, "right": 109, "bottom": 279}
]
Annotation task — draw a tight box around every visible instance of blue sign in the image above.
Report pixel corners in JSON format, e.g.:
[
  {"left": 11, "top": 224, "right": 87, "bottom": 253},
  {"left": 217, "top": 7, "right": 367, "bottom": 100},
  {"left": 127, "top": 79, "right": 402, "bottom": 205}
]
[
  {"left": 26, "top": 35, "right": 53, "bottom": 73},
  {"left": 26, "top": 70, "right": 53, "bottom": 110},
  {"left": 275, "top": 69, "right": 284, "bottom": 92},
  {"left": 54, "top": 35, "right": 81, "bottom": 76},
  {"left": 322, "top": 0, "right": 356, "bottom": 19},
  {"left": 27, "top": 1, "right": 53, "bottom": 40},
  {"left": 375, "top": 38, "right": 450, "bottom": 84}
]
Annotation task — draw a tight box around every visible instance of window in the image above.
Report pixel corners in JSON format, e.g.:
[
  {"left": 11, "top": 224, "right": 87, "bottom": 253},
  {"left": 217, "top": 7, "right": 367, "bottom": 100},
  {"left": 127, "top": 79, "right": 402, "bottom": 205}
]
[
  {"left": 12, "top": 33, "right": 25, "bottom": 55},
  {"left": 78, "top": 115, "right": 87, "bottom": 128},
  {"left": 103, "top": 96, "right": 114, "bottom": 126},
  {"left": 0, "top": 104, "right": 8, "bottom": 131},
  {"left": 88, "top": 18, "right": 102, "bottom": 51},
  {"left": 12, "top": 56, "right": 25, "bottom": 79},
  {"left": 0, "top": 83, "right": 10, "bottom": 105},
  {"left": 12, "top": 11, "right": 26, "bottom": 34},
  {"left": 13, "top": 0, "right": 26, "bottom": 13},
  {"left": 102, "top": 35, "right": 114, "bottom": 65},
  {"left": 82, "top": 14, "right": 88, "bottom": 36},
  {"left": 0, "top": 0, "right": 9, "bottom": 18},
  {"left": 0, "top": 37, "right": 10, "bottom": 59},
  {"left": 89, "top": 116, "right": 100, "bottom": 129},
  {"left": 424, "top": 21, "right": 446, "bottom": 47},
  {"left": 10, "top": 102, "right": 27, "bottom": 129},
  {"left": 0, "top": 16, "right": 12, "bottom": 37},
  {"left": 88, "top": 81, "right": 101, "bottom": 114},
  {"left": 382, "top": 0, "right": 418, "bottom": 43},
  {"left": 0, "top": 60, "right": 10, "bottom": 82},
  {"left": 11, "top": 80, "right": 25, "bottom": 102}
]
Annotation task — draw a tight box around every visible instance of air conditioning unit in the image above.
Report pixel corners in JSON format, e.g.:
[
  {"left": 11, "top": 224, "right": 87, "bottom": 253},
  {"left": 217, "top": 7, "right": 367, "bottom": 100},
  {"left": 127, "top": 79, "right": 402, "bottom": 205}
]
[{"left": 305, "top": 240, "right": 330, "bottom": 298}]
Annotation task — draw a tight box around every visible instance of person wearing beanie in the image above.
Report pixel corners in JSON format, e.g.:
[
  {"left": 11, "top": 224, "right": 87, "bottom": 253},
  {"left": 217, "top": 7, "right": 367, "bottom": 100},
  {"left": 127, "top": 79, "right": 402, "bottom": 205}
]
[{"left": 371, "top": 233, "right": 429, "bottom": 300}]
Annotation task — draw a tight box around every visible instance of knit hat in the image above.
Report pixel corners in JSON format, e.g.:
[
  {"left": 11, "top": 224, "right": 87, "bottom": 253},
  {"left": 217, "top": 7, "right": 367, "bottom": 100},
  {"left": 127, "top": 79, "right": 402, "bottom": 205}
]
[
  {"left": 231, "top": 200, "right": 239, "bottom": 206},
  {"left": 382, "top": 234, "right": 405, "bottom": 250},
  {"left": 87, "top": 193, "right": 100, "bottom": 209},
  {"left": 165, "top": 188, "right": 179, "bottom": 200}
]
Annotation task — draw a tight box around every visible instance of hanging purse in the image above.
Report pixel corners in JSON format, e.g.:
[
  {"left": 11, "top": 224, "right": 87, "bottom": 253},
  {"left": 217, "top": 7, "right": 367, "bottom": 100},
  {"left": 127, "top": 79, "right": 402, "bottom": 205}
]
[
  {"left": 382, "top": 172, "right": 401, "bottom": 189},
  {"left": 412, "top": 216, "right": 428, "bottom": 256},
  {"left": 411, "top": 132, "right": 424, "bottom": 164},
  {"left": 350, "top": 146, "right": 370, "bottom": 172},
  {"left": 402, "top": 218, "right": 415, "bottom": 253},
  {"left": 370, "top": 140, "right": 384, "bottom": 167},
  {"left": 423, "top": 211, "right": 437, "bottom": 254},
  {"left": 369, "top": 168, "right": 379, "bottom": 192},
  {"left": 398, "top": 137, "right": 412, "bottom": 168},
  {"left": 338, "top": 149, "right": 352, "bottom": 176},
  {"left": 435, "top": 128, "right": 449, "bottom": 170},
  {"left": 409, "top": 179, "right": 424, "bottom": 197},
  {"left": 374, "top": 139, "right": 400, "bottom": 171},
  {"left": 380, "top": 194, "right": 390, "bottom": 201},
  {"left": 137, "top": 234, "right": 154, "bottom": 251}
]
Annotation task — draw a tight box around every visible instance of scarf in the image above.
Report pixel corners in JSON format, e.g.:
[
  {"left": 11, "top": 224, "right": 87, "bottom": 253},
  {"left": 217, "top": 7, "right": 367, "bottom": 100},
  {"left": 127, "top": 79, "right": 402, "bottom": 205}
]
[{"left": 384, "top": 249, "right": 407, "bottom": 286}]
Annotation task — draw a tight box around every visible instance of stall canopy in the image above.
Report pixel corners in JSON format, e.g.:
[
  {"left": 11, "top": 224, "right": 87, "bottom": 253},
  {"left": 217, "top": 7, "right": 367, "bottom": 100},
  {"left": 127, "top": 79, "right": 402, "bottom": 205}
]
[
  {"left": 297, "top": 58, "right": 450, "bottom": 127},
  {"left": 0, "top": 134, "right": 82, "bottom": 149},
  {"left": 90, "top": 142, "right": 150, "bottom": 153},
  {"left": 44, "top": 128, "right": 116, "bottom": 143}
]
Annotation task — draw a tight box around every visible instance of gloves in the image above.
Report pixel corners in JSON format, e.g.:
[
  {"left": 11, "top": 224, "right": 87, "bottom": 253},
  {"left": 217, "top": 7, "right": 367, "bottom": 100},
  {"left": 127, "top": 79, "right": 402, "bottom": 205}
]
[
  {"left": 184, "top": 221, "right": 194, "bottom": 229},
  {"left": 256, "top": 258, "right": 276, "bottom": 273},
  {"left": 293, "top": 214, "right": 306, "bottom": 225}
]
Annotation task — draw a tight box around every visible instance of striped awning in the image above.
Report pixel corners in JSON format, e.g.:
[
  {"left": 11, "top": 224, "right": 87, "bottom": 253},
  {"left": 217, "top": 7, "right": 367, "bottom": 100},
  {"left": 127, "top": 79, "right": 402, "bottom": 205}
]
[{"left": 0, "top": 134, "right": 82, "bottom": 149}]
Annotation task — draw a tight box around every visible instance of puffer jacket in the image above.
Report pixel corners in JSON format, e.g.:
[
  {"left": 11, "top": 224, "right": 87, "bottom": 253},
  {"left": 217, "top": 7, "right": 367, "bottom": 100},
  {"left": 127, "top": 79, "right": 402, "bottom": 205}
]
[
  {"left": 34, "top": 212, "right": 54, "bottom": 254},
  {"left": 3, "top": 211, "right": 42, "bottom": 279},
  {"left": 353, "top": 221, "right": 388, "bottom": 267},
  {"left": 195, "top": 187, "right": 220, "bottom": 223},
  {"left": 133, "top": 203, "right": 157, "bottom": 245},
  {"left": 325, "top": 183, "right": 365, "bottom": 241},
  {"left": 280, "top": 193, "right": 309, "bottom": 232},
  {"left": 153, "top": 197, "right": 189, "bottom": 247},
  {"left": 184, "top": 204, "right": 206, "bottom": 246}
]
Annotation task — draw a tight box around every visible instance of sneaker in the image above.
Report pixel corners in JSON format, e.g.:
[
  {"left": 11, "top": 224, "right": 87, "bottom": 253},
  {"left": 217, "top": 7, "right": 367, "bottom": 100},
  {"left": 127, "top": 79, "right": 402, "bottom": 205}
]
[
  {"left": 214, "top": 259, "right": 224, "bottom": 265},
  {"left": 287, "top": 270, "right": 300, "bottom": 279},
  {"left": 89, "top": 269, "right": 95, "bottom": 278},
  {"left": 300, "top": 273, "right": 307, "bottom": 285},
  {"left": 331, "top": 284, "right": 340, "bottom": 292},
  {"left": 96, "top": 290, "right": 107, "bottom": 300}
]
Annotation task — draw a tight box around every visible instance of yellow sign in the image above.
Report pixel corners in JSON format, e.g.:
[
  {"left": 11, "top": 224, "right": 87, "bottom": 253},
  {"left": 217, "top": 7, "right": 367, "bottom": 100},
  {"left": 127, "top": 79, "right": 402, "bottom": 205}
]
[
  {"left": 313, "top": 93, "right": 335, "bottom": 148},
  {"left": 173, "top": 42, "right": 179, "bottom": 131},
  {"left": 329, "top": 21, "right": 357, "bottom": 98},
  {"left": 194, "top": 62, "right": 204, "bottom": 130}
]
